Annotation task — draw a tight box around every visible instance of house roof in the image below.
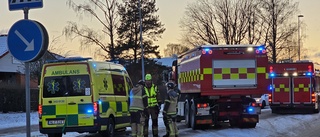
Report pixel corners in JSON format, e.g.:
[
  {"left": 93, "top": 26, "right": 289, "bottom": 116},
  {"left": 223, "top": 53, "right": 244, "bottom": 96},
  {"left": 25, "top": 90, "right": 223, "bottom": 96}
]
[
  {"left": 154, "top": 57, "right": 176, "bottom": 67},
  {"left": 0, "top": 35, "right": 8, "bottom": 58}
]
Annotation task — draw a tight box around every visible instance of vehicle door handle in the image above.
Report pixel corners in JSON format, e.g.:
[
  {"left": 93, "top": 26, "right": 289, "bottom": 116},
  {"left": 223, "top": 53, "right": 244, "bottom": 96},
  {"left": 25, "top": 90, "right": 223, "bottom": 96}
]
[
  {"left": 80, "top": 99, "right": 84, "bottom": 102},
  {"left": 68, "top": 102, "right": 76, "bottom": 105},
  {"left": 48, "top": 101, "right": 52, "bottom": 103}
]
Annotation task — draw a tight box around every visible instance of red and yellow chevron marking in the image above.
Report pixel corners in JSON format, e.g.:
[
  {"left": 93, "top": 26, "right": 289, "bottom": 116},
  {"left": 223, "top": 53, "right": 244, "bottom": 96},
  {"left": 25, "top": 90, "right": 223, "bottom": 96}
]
[{"left": 242, "top": 117, "right": 258, "bottom": 123}]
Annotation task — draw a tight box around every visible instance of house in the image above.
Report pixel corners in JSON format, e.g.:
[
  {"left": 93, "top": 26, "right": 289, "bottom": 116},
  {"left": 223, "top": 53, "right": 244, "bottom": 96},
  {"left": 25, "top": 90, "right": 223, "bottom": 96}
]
[
  {"left": 0, "top": 34, "right": 61, "bottom": 89},
  {"left": 153, "top": 57, "right": 177, "bottom": 67}
]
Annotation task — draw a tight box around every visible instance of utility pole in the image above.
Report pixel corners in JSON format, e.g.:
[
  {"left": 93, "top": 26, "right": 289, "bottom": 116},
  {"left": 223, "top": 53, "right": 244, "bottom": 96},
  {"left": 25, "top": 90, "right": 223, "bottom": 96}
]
[
  {"left": 138, "top": 0, "right": 145, "bottom": 81},
  {"left": 298, "top": 14, "right": 304, "bottom": 61}
]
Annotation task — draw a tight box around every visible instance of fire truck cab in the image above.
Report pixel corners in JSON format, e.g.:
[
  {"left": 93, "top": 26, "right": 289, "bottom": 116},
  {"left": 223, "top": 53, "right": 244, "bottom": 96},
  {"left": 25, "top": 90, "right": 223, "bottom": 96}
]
[{"left": 268, "top": 60, "right": 320, "bottom": 113}]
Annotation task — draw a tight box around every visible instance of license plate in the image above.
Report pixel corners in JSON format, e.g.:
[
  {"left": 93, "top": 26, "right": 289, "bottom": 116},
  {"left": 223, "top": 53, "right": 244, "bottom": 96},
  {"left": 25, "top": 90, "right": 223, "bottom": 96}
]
[{"left": 48, "top": 120, "right": 65, "bottom": 125}]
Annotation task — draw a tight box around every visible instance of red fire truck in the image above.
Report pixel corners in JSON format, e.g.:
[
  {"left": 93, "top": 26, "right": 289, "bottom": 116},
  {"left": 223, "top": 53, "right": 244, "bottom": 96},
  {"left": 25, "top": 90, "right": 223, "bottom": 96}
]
[
  {"left": 168, "top": 45, "right": 269, "bottom": 129},
  {"left": 268, "top": 61, "right": 320, "bottom": 113}
]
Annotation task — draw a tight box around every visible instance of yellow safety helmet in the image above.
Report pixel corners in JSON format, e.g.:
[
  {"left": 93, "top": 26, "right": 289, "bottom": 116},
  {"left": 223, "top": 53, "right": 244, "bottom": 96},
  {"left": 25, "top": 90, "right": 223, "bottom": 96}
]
[{"left": 145, "top": 74, "right": 152, "bottom": 81}]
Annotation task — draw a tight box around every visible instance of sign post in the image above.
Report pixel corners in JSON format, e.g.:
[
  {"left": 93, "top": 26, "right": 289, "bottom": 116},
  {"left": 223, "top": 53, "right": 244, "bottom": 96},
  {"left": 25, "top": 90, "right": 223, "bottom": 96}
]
[{"left": 7, "top": 1, "right": 46, "bottom": 137}]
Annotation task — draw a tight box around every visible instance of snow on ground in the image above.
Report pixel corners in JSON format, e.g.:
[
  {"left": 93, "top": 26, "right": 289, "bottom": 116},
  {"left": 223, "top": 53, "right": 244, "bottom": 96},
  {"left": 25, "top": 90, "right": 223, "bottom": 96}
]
[
  {"left": 0, "top": 111, "right": 39, "bottom": 129},
  {"left": 1, "top": 108, "right": 320, "bottom": 137}
]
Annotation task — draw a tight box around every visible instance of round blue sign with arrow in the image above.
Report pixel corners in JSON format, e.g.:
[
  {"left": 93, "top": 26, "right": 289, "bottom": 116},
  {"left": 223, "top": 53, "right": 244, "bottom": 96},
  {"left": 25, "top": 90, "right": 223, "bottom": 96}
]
[{"left": 7, "top": 19, "right": 48, "bottom": 62}]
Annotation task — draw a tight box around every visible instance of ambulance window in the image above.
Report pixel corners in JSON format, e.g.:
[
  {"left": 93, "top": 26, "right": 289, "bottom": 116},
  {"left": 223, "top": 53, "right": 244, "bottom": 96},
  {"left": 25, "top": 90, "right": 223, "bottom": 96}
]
[
  {"left": 67, "top": 75, "right": 91, "bottom": 96},
  {"left": 112, "top": 74, "right": 126, "bottom": 96},
  {"left": 43, "top": 76, "right": 66, "bottom": 98},
  {"left": 43, "top": 75, "right": 91, "bottom": 98},
  {"left": 126, "top": 77, "right": 133, "bottom": 90}
]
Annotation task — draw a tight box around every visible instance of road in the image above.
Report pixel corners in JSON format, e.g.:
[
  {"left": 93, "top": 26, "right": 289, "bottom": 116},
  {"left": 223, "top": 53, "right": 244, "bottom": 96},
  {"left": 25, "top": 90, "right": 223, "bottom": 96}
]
[{"left": 2, "top": 108, "right": 319, "bottom": 137}]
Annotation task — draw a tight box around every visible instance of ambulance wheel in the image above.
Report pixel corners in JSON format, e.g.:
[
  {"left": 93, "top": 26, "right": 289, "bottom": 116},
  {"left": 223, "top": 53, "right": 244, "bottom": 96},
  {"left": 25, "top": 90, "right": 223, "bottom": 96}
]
[
  {"left": 184, "top": 101, "right": 191, "bottom": 128},
  {"left": 105, "top": 118, "right": 115, "bottom": 137},
  {"left": 190, "top": 102, "right": 199, "bottom": 130},
  {"left": 48, "top": 133, "right": 62, "bottom": 137}
]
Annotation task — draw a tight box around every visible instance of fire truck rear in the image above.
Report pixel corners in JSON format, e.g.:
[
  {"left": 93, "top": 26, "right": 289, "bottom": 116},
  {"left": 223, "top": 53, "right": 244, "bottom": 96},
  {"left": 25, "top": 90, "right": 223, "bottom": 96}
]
[
  {"left": 268, "top": 61, "right": 320, "bottom": 113},
  {"left": 170, "top": 45, "right": 269, "bottom": 129}
]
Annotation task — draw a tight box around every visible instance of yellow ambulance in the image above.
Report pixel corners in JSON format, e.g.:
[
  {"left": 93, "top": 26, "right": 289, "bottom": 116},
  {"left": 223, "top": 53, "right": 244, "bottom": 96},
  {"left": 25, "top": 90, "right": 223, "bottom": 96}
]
[{"left": 38, "top": 57, "right": 133, "bottom": 137}]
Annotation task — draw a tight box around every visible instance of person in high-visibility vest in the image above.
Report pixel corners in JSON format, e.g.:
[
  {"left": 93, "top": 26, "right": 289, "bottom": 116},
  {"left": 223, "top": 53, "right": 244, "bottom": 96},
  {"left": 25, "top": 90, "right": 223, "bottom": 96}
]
[
  {"left": 130, "top": 80, "right": 148, "bottom": 137},
  {"left": 163, "top": 82, "right": 179, "bottom": 137},
  {"left": 144, "top": 74, "right": 162, "bottom": 137}
]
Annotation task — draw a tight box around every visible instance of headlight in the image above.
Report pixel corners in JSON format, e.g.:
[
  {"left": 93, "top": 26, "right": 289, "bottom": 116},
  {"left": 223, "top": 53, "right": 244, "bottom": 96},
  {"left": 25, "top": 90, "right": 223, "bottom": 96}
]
[{"left": 255, "top": 98, "right": 261, "bottom": 102}]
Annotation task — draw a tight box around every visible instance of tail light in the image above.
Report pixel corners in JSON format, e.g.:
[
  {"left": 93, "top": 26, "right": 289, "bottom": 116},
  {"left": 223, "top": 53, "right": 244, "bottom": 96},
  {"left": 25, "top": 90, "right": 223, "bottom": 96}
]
[
  {"left": 308, "top": 65, "right": 312, "bottom": 72},
  {"left": 312, "top": 93, "right": 316, "bottom": 103},
  {"left": 268, "top": 94, "right": 272, "bottom": 103},
  {"left": 197, "top": 103, "right": 208, "bottom": 108},
  {"left": 38, "top": 104, "right": 42, "bottom": 118},
  {"left": 93, "top": 102, "right": 99, "bottom": 116},
  {"left": 250, "top": 102, "right": 257, "bottom": 107}
]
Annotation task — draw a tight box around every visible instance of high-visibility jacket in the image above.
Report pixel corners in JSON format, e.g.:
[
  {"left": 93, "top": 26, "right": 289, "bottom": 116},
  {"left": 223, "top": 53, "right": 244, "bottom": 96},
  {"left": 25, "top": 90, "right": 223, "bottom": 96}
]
[
  {"left": 163, "top": 89, "right": 178, "bottom": 115},
  {"left": 130, "top": 85, "right": 148, "bottom": 112},
  {"left": 145, "top": 84, "right": 158, "bottom": 107}
]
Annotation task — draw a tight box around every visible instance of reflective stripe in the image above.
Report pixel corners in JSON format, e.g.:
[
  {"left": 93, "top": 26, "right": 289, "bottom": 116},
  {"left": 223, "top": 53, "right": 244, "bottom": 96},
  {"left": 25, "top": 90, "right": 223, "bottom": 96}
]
[
  {"left": 145, "top": 84, "right": 158, "bottom": 107},
  {"left": 132, "top": 96, "right": 143, "bottom": 99},
  {"left": 257, "top": 67, "right": 266, "bottom": 73},
  {"left": 274, "top": 84, "right": 289, "bottom": 92},
  {"left": 294, "top": 84, "right": 311, "bottom": 92},
  {"left": 203, "top": 68, "right": 212, "bottom": 74}
]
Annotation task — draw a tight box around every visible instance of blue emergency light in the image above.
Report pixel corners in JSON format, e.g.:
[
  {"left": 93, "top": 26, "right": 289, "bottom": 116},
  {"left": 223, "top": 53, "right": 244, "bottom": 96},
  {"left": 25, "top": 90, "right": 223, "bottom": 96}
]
[
  {"left": 247, "top": 107, "right": 254, "bottom": 113},
  {"left": 269, "top": 85, "right": 273, "bottom": 90},
  {"left": 269, "top": 72, "right": 275, "bottom": 77},
  {"left": 87, "top": 109, "right": 93, "bottom": 113}
]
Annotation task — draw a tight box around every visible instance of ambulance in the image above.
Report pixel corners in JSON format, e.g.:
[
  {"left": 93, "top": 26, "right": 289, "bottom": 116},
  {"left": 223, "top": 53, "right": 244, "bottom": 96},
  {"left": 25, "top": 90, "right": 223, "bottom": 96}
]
[{"left": 38, "top": 57, "right": 133, "bottom": 137}]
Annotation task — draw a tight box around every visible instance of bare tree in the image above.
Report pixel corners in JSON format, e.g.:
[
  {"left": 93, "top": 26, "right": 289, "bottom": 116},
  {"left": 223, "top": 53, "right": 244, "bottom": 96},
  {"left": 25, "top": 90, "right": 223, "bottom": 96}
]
[
  {"left": 180, "top": 0, "right": 219, "bottom": 46},
  {"left": 180, "top": 0, "right": 262, "bottom": 46},
  {"left": 260, "top": 0, "right": 299, "bottom": 63},
  {"left": 163, "top": 43, "right": 190, "bottom": 57},
  {"left": 180, "top": 0, "right": 300, "bottom": 63},
  {"left": 64, "top": 0, "right": 119, "bottom": 60}
]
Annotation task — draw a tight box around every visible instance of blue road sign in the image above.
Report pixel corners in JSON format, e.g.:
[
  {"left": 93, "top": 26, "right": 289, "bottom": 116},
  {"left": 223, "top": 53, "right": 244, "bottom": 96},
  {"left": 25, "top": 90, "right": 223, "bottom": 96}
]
[
  {"left": 8, "top": 0, "right": 43, "bottom": 11},
  {"left": 7, "top": 19, "right": 48, "bottom": 62}
]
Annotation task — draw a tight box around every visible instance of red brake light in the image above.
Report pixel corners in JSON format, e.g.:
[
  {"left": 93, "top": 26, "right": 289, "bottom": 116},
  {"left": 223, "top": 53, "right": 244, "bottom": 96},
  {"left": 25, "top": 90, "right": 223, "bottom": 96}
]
[
  {"left": 197, "top": 103, "right": 208, "bottom": 108},
  {"left": 251, "top": 102, "right": 256, "bottom": 107},
  {"left": 262, "top": 49, "right": 266, "bottom": 54},
  {"left": 93, "top": 102, "right": 98, "bottom": 116},
  {"left": 38, "top": 104, "right": 42, "bottom": 117},
  {"left": 308, "top": 65, "right": 312, "bottom": 72},
  {"left": 208, "top": 50, "right": 213, "bottom": 54},
  {"left": 255, "top": 50, "right": 260, "bottom": 54},
  {"left": 202, "top": 50, "right": 206, "bottom": 54},
  {"left": 269, "top": 66, "right": 273, "bottom": 73}
]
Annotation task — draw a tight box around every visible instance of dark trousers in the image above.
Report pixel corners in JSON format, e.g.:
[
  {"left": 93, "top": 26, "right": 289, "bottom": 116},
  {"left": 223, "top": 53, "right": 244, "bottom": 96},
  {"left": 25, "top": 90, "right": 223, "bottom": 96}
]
[
  {"left": 144, "top": 106, "right": 159, "bottom": 136},
  {"left": 130, "top": 111, "right": 145, "bottom": 137}
]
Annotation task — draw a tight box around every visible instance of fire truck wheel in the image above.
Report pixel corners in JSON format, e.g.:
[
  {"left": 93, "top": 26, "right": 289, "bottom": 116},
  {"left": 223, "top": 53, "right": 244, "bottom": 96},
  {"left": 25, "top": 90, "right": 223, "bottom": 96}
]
[
  {"left": 246, "top": 123, "right": 257, "bottom": 128},
  {"left": 314, "top": 108, "right": 319, "bottom": 113},
  {"left": 176, "top": 116, "right": 182, "bottom": 122},
  {"left": 190, "top": 103, "right": 199, "bottom": 130},
  {"left": 271, "top": 109, "right": 278, "bottom": 114},
  {"left": 48, "top": 133, "right": 62, "bottom": 137},
  {"left": 229, "top": 119, "right": 238, "bottom": 127},
  {"left": 184, "top": 101, "right": 191, "bottom": 128}
]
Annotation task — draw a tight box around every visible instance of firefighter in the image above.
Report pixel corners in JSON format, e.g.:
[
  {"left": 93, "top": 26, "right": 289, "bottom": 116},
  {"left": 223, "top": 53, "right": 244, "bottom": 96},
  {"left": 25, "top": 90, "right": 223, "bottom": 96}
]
[
  {"left": 130, "top": 80, "right": 148, "bottom": 137},
  {"left": 144, "top": 74, "right": 162, "bottom": 137},
  {"left": 163, "top": 82, "right": 179, "bottom": 137}
]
